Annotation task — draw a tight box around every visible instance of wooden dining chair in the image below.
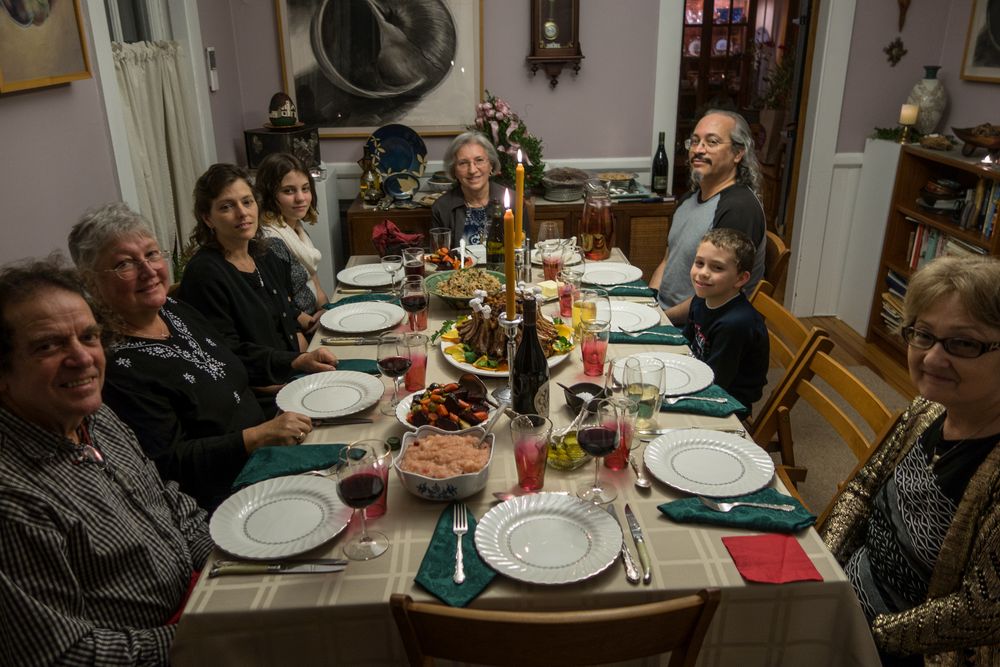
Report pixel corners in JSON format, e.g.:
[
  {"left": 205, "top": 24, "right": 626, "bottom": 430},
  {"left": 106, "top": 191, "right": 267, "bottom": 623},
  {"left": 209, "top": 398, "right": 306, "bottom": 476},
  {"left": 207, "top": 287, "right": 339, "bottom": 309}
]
[
  {"left": 389, "top": 589, "right": 721, "bottom": 667},
  {"left": 764, "top": 230, "right": 791, "bottom": 293},
  {"left": 751, "top": 338, "right": 894, "bottom": 491}
]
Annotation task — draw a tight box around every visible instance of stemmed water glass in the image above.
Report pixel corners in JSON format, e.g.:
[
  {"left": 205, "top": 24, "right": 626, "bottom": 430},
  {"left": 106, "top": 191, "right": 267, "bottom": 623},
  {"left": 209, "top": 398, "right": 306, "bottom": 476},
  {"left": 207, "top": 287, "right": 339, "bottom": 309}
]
[
  {"left": 576, "top": 399, "right": 620, "bottom": 504},
  {"left": 335, "top": 441, "right": 390, "bottom": 560},
  {"left": 380, "top": 254, "right": 403, "bottom": 294},
  {"left": 536, "top": 220, "right": 561, "bottom": 244},
  {"left": 400, "top": 275, "right": 429, "bottom": 332},
  {"left": 377, "top": 332, "right": 411, "bottom": 415}
]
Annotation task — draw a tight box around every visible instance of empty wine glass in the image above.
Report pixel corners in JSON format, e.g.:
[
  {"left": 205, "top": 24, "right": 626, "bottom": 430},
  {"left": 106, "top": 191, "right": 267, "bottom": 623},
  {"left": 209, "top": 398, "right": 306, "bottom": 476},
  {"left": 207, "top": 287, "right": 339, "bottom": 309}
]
[
  {"left": 576, "top": 399, "right": 620, "bottom": 504},
  {"left": 336, "top": 441, "right": 390, "bottom": 560},
  {"left": 377, "top": 332, "right": 411, "bottom": 415},
  {"left": 536, "top": 220, "right": 561, "bottom": 244},
  {"left": 380, "top": 254, "right": 403, "bottom": 293}
]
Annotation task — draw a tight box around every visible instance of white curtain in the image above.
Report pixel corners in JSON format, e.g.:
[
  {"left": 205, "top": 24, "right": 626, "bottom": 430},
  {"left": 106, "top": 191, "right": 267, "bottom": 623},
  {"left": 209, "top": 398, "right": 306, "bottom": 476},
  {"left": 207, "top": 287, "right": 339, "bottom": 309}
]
[{"left": 112, "top": 41, "right": 202, "bottom": 255}]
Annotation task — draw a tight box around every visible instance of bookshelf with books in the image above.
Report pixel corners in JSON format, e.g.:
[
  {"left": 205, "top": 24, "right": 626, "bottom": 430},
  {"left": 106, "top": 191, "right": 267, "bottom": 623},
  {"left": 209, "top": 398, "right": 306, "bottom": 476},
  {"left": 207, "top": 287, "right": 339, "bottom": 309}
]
[{"left": 866, "top": 144, "right": 1000, "bottom": 362}]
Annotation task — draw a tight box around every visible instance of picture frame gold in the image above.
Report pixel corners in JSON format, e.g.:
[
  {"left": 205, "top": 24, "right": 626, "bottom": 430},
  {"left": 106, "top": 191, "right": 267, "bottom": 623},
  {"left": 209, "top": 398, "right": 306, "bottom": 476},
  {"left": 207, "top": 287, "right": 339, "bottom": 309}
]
[
  {"left": 961, "top": 0, "right": 1000, "bottom": 83},
  {"left": 0, "top": 0, "right": 92, "bottom": 94},
  {"left": 273, "top": 0, "right": 483, "bottom": 138}
]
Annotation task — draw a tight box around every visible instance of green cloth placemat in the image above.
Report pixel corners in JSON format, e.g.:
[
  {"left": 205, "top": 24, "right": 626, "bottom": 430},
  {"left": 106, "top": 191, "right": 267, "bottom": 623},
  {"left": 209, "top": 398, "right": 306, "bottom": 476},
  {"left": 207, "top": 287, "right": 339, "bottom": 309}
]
[
  {"left": 603, "top": 280, "right": 657, "bottom": 298},
  {"left": 336, "top": 358, "right": 379, "bottom": 375},
  {"left": 609, "top": 324, "right": 686, "bottom": 345},
  {"left": 415, "top": 503, "right": 496, "bottom": 607},
  {"left": 660, "top": 383, "right": 745, "bottom": 417},
  {"left": 658, "top": 488, "right": 816, "bottom": 533},
  {"left": 231, "top": 444, "right": 347, "bottom": 491},
  {"left": 326, "top": 293, "right": 400, "bottom": 307}
]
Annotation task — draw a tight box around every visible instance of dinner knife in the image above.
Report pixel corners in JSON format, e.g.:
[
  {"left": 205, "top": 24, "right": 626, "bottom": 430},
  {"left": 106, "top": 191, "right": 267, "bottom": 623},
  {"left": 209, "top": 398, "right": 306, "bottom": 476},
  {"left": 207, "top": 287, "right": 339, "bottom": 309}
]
[
  {"left": 311, "top": 417, "right": 374, "bottom": 426},
  {"left": 624, "top": 504, "right": 652, "bottom": 585},
  {"left": 637, "top": 427, "right": 746, "bottom": 438},
  {"left": 321, "top": 337, "right": 381, "bottom": 346},
  {"left": 208, "top": 560, "right": 347, "bottom": 578},
  {"left": 604, "top": 505, "right": 640, "bottom": 584}
]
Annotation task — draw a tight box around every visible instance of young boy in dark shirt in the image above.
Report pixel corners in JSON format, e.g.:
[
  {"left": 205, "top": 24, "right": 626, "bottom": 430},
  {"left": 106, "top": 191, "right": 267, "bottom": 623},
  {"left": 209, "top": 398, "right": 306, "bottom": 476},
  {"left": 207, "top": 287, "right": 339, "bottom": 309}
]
[{"left": 682, "top": 228, "right": 769, "bottom": 416}]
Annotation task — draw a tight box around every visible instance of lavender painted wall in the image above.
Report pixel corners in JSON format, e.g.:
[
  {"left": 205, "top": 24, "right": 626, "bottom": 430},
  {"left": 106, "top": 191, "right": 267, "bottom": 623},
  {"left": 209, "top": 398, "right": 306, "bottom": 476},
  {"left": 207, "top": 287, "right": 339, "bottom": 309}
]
[
  {"left": 0, "top": 12, "right": 118, "bottom": 266},
  {"left": 837, "top": 1, "right": 1000, "bottom": 153},
  {"left": 198, "top": 0, "right": 660, "bottom": 166}
]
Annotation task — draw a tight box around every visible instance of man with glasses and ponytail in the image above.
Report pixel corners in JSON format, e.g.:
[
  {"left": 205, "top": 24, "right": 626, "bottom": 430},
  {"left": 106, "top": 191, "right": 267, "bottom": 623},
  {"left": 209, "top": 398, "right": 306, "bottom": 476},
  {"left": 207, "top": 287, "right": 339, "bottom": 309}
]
[{"left": 649, "top": 109, "right": 766, "bottom": 324}]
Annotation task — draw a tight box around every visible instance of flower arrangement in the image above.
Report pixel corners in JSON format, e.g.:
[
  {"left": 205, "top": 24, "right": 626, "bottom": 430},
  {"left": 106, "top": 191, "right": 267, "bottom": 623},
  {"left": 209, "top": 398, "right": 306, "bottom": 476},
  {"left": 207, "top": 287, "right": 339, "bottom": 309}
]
[{"left": 472, "top": 90, "right": 545, "bottom": 189}]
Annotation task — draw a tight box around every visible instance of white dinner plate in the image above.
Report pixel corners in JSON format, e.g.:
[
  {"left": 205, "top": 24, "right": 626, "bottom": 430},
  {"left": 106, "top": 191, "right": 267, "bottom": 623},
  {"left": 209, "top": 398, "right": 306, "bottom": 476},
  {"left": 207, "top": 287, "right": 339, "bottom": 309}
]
[
  {"left": 319, "top": 302, "right": 405, "bottom": 334},
  {"left": 395, "top": 392, "right": 497, "bottom": 430},
  {"left": 612, "top": 352, "right": 714, "bottom": 397},
  {"left": 581, "top": 262, "right": 643, "bottom": 286},
  {"left": 598, "top": 301, "right": 661, "bottom": 331},
  {"left": 210, "top": 476, "right": 353, "bottom": 560},
  {"left": 439, "top": 338, "right": 570, "bottom": 378},
  {"left": 530, "top": 246, "right": 584, "bottom": 266},
  {"left": 643, "top": 429, "right": 774, "bottom": 497},
  {"left": 336, "top": 264, "right": 396, "bottom": 287},
  {"left": 474, "top": 493, "right": 622, "bottom": 585},
  {"left": 276, "top": 371, "right": 384, "bottom": 418}
]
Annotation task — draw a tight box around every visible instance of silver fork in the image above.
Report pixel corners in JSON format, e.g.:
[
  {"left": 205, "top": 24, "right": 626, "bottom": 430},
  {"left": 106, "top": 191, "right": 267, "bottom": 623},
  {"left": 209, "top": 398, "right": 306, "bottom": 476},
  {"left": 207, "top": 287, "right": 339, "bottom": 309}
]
[
  {"left": 698, "top": 496, "right": 795, "bottom": 512},
  {"left": 662, "top": 395, "right": 729, "bottom": 405},
  {"left": 452, "top": 503, "right": 468, "bottom": 585}
]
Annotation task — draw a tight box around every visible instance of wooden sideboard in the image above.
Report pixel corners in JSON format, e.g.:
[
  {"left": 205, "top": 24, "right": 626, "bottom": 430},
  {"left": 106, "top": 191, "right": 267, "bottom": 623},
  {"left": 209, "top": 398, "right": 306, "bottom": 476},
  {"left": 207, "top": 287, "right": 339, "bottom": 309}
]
[{"left": 346, "top": 196, "right": 676, "bottom": 281}]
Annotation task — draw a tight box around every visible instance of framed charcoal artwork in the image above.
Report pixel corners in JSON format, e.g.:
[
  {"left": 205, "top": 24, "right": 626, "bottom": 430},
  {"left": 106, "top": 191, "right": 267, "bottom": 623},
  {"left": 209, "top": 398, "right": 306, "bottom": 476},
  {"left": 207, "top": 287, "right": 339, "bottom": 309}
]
[
  {"left": 0, "top": 0, "right": 92, "bottom": 93},
  {"left": 961, "top": 0, "right": 1000, "bottom": 83},
  {"left": 274, "top": 0, "right": 483, "bottom": 137}
]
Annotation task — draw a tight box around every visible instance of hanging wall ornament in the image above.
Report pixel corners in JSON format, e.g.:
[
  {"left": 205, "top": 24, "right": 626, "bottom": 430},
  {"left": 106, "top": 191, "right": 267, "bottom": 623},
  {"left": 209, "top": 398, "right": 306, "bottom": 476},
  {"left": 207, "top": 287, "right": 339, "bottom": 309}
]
[{"left": 884, "top": 37, "right": 907, "bottom": 67}]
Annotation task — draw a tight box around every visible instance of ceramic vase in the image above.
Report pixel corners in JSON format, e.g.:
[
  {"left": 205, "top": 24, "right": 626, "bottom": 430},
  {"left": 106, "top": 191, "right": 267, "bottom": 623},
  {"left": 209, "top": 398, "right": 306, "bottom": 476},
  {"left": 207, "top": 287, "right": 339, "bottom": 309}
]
[{"left": 906, "top": 65, "right": 947, "bottom": 135}]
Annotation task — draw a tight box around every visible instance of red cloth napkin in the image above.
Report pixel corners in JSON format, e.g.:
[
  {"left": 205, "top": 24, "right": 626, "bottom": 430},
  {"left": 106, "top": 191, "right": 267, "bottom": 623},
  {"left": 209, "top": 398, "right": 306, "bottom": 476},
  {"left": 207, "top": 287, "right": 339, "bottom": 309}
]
[
  {"left": 373, "top": 219, "right": 424, "bottom": 256},
  {"left": 721, "top": 534, "right": 823, "bottom": 584}
]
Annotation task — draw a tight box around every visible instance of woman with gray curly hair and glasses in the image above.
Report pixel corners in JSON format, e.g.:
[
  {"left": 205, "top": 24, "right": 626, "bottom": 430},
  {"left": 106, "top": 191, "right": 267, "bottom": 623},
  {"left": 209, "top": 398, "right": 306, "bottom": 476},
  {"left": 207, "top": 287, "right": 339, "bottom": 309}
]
[
  {"left": 431, "top": 130, "right": 529, "bottom": 246},
  {"left": 69, "top": 202, "right": 313, "bottom": 511},
  {"left": 823, "top": 255, "right": 1000, "bottom": 666}
]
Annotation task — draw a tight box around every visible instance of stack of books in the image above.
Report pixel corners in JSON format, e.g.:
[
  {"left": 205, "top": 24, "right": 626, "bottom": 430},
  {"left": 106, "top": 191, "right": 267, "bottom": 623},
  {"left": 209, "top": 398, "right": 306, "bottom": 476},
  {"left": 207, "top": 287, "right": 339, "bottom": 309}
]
[
  {"left": 905, "top": 218, "right": 987, "bottom": 270},
  {"left": 880, "top": 270, "right": 908, "bottom": 332}
]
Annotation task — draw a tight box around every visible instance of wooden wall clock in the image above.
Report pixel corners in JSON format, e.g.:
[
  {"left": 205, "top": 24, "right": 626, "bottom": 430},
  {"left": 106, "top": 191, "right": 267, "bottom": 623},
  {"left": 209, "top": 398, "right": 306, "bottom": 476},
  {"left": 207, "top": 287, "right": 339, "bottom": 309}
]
[{"left": 526, "top": 0, "right": 583, "bottom": 88}]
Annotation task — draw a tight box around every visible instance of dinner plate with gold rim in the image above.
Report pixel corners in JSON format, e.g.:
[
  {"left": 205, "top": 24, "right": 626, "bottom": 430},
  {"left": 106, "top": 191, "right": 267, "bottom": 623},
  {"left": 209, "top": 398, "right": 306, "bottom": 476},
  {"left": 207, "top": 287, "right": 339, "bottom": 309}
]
[
  {"left": 319, "top": 302, "right": 405, "bottom": 334},
  {"left": 276, "top": 371, "right": 383, "bottom": 418},
  {"left": 643, "top": 429, "right": 774, "bottom": 497}
]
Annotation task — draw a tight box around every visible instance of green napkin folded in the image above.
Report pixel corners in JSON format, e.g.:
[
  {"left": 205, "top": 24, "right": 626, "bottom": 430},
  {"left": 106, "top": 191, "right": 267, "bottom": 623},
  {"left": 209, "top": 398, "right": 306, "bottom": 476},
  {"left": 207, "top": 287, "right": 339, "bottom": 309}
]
[
  {"left": 231, "top": 444, "right": 347, "bottom": 491},
  {"left": 658, "top": 488, "right": 816, "bottom": 533},
  {"left": 603, "top": 280, "right": 657, "bottom": 298},
  {"left": 609, "top": 324, "right": 687, "bottom": 345},
  {"left": 326, "top": 293, "right": 399, "bottom": 307},
  {"left": 660, "top": 383, "right": 745, "bottom": 418},
  {"left": 336, "top": 358, "right": 380, "bottom": 375},
  {"left": 415, "top": 503, "right": 496, "bottom": 607}
]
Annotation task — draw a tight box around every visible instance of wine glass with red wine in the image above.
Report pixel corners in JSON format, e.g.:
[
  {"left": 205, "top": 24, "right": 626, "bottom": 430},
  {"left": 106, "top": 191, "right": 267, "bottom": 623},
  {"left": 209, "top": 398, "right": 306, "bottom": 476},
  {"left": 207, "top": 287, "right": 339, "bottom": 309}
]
[
  {"left": 576, "top": 399, "right": 620, "bottom": 504},
  {"left": 336, "top": 441, "right": 390, "bottom": 560},
  {"left": 377, "top": 332, "right": 411, "bottom": 415},
  {"left": 400, "top": 276, "right": 429, "bottom": 332}
]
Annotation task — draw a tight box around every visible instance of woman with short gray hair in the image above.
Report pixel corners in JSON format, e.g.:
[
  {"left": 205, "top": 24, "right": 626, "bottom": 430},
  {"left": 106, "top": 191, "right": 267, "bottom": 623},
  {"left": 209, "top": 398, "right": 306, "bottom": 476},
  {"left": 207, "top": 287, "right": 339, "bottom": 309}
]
[{"left": 70, "top": 202, "right": 314, "bottom": 511}]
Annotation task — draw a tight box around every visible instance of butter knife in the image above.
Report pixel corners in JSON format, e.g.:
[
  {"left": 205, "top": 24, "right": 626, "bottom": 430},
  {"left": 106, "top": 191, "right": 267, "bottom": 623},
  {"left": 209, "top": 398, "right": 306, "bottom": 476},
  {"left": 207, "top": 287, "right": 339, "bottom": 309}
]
[
  {"left": 209, "top": 559, "right": 347, "bottom": 578},
  {"left": 624, "top": 504, "right": 652, "bottom": 584},
  {"left": 604, "top": 504, "right": 640, "bottom": 584},
  {"left": 321, "top": 337, "right": 381, "bottom": 346}
]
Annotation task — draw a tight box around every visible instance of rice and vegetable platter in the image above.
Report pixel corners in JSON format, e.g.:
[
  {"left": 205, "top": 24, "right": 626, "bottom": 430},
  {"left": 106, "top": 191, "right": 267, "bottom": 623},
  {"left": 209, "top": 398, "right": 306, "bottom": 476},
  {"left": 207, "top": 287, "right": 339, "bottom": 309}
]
[{"left": 435, "top": 268, "right": 502, "bottom": 297}]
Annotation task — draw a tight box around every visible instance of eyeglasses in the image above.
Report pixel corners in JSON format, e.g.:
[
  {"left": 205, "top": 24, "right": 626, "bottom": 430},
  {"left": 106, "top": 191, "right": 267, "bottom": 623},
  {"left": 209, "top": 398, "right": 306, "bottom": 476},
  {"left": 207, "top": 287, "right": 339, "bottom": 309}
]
[
  {"left": 455, "top": 156, "right": 490, "bottom": 171},
  {"left": 684, "top": 136, "right": 735, "bottom": 151},
  {"left": 901, "top": 325, "right": 1000, "bottom": 359},
  {"left": 101, "top": 251, "right": 171, "bottom": 280}
]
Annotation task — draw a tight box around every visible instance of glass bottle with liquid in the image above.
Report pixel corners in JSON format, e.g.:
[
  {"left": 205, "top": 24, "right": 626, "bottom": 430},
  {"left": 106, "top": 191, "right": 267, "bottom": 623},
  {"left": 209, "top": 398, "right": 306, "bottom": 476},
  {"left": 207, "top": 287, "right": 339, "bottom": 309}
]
[
  {"left": 579, "top": 179, "right": 614, "bottom": 261},
  {"left": 511, "top": 297, "right": 550, "bottom": 417},
  {"left": 485, "top": 198, "right": 504, "bottom": 272}
]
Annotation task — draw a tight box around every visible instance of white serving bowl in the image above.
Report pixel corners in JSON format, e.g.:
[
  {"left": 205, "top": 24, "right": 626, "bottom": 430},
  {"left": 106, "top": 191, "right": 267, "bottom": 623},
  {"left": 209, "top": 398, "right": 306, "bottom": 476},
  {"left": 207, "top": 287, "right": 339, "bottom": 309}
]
[{"left": 394, "top": 425, "right": 494, "bottom": 501}]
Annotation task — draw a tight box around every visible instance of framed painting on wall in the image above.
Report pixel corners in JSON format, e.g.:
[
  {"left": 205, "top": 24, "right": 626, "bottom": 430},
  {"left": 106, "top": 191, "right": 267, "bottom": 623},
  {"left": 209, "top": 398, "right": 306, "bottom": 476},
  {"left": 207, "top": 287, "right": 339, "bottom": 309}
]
[
  {"left": 274, "top": 0, "right": 483, "bottom": 138},
  {"left": 961, "top": 0, "right": 1000, "bottom": 83},
  {"left": 0, "top": 0, "right": 91, "bottom": 93}
]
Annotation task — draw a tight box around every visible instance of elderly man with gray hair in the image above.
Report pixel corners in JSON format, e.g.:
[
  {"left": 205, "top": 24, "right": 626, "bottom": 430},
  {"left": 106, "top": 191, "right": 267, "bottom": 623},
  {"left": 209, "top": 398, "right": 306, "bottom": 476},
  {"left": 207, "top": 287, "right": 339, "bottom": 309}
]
[{"left": 649, "top": 109, "right": 766, "bottom": 325}]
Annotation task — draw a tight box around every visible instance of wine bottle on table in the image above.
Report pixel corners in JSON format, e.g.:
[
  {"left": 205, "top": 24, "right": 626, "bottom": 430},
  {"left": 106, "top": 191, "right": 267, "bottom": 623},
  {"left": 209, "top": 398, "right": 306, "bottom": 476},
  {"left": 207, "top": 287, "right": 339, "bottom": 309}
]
[
  {"left": 485, "top": 198, "right": 504, "bottom": 272},
  {"left": 511, "top": 297, "right": 550, "bottom": 417},
  {"left": 651, "top": 131, "right": 669, "bottom": 196}
]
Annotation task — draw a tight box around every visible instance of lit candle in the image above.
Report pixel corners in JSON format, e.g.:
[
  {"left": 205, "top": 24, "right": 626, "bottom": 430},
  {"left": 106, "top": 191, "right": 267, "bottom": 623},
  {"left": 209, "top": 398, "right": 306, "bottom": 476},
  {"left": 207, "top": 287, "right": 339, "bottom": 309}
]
[
  {"left": 503, "top": 188, "right": 516, "bottom": 318},
  {"left": 515, "top": 149, "right": 525, "bottom": 246},
  {"left": 899, "top": 104, "right": 919, "bottom": 126}
]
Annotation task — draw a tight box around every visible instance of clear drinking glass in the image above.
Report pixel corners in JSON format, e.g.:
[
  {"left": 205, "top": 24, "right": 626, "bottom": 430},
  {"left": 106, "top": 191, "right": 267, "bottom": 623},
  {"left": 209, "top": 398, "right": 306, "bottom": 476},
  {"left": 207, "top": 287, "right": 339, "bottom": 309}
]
[
  {"left": 603, "top": 397, "right": 639, "bottom": 471},
  {"left": 536, "top": 220, "right": 561, "bottom": 244},
  {"left": 430, "top": 227, "right": 452, "bottom": 253},
  {"left": 576, "top": 399, "right": 620, "bottom": 504},
  {"left": 625, "top": 357, "right": 665, "bottom": 429},
  {"left": 573, "top": 288, "right": 611, "bottom": 333},
  {"left": 336, "top": 441, "right": 390, "bottom": 560},
  {"left": 380, "top": 254, "right": 403, "bottom": 293}
]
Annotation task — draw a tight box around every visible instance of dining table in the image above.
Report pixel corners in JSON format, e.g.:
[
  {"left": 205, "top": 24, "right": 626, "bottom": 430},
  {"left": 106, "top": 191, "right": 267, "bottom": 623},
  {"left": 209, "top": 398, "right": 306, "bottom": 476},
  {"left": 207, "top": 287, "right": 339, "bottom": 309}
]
[{"left": 171, "top": 249, "right": 880, "bottom": 667}]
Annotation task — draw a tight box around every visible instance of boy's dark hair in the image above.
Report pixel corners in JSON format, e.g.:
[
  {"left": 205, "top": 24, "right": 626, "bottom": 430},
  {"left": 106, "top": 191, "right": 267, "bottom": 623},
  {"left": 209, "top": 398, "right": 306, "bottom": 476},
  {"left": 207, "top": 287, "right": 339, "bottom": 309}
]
[{"left": 700, "top": 228, "right": 755, "bottom": 274}]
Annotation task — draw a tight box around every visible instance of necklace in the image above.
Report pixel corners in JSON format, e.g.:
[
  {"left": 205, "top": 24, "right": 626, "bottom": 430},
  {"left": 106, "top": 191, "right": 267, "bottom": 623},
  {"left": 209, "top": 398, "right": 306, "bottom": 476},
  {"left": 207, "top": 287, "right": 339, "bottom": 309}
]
[
  {"left": 253, "top": 266, "right": 265, "bottom": 288},
  {"left": 125, "top": 317, "right": 170, "bottom": 340},
  {"left": 923, "top": 416, "right": 995, "bottom": 473}
]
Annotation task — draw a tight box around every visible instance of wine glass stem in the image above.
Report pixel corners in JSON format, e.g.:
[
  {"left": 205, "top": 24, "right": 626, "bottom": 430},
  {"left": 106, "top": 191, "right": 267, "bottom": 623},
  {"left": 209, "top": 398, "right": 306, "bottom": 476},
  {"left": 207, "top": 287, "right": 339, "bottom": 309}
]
[
  {"left": 357, "top": 508, "right": 370, "bottom": 543},
  {"left": 390, "top": 377, "right": 400, "bottom": 407},
  {"left": 592, "top": 457, "right": 601, "bottom": 489}
]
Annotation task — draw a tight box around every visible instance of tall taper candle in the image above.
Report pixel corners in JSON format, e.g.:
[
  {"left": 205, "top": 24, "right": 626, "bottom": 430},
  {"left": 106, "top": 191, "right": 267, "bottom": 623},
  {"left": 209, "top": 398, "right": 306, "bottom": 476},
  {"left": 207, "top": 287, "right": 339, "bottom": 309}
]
[
  {"left": 515, "top": 149, "right": 525, "bottom": 245},
  {"left": 503, "top": 188, "right": 516, "bottom": 318}
]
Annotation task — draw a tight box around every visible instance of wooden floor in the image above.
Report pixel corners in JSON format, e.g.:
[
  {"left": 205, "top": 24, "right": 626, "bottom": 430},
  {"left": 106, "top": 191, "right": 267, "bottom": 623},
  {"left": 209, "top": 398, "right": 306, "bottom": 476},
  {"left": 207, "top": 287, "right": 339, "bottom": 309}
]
[{"left": 801, "top": 316, "right": 916, "bottom": 400}]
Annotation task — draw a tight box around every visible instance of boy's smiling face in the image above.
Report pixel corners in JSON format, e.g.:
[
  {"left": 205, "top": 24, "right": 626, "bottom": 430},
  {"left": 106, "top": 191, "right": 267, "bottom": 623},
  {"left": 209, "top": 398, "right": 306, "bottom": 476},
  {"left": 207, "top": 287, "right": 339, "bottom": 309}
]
[{"left": 690, "top": 240, "right": 751, "bottom": 307}]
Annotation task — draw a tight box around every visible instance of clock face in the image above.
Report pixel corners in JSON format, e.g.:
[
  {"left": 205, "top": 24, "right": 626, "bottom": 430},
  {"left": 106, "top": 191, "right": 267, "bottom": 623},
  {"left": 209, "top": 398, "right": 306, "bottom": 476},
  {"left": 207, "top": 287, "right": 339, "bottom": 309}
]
[{"left": 543, "top": 19, "right": 558, "bottom": 41}]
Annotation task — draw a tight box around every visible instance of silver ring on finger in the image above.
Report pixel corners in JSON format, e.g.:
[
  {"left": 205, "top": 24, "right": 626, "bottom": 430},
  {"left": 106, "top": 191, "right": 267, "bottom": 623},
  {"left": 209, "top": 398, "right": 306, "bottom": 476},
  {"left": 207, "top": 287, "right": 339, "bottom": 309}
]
[{"left": 295, "top": 432, "right": 305, "bottom": 443}]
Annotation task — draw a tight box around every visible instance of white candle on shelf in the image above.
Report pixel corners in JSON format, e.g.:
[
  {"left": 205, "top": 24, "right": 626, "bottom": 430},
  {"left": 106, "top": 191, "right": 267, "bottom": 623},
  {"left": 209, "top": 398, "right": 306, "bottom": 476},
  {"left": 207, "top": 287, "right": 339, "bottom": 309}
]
[{"left": 899, "top": 104, "right": 919, "bottom": 126}]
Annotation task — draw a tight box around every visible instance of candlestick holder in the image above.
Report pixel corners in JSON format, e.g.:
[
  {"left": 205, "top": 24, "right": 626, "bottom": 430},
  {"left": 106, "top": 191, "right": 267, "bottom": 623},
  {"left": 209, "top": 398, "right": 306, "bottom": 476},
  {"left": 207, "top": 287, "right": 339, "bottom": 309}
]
[
  {"left": 898, "top": 124, "right": 913, "bottom": 144},
  {"left": 494, "top": 310, "right": 523, "bottom": 404}
]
